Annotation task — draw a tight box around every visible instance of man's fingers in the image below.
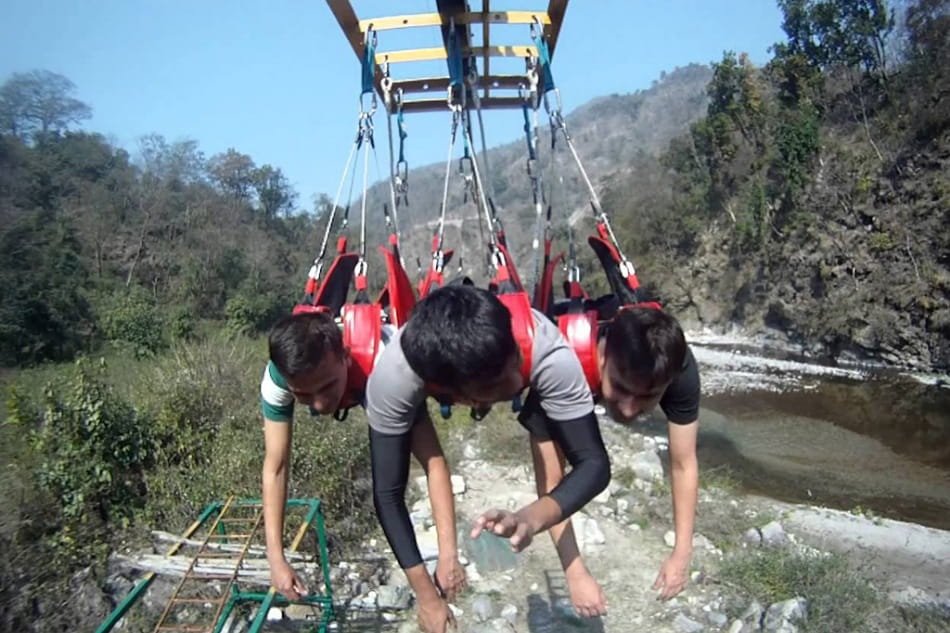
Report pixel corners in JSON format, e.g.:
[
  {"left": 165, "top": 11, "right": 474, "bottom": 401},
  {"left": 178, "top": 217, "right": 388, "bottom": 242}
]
[
  {"left": 510, "top": 524, "right": 532, "bottom": 551},
  {"left": 282, "top": 586, "right": 300, "bottom": 601},
  {"left": 669, "top": 581, "right": 685, "bottom": 599},
  {"left": 293, "top": 580, "right": 309, "bottom": 597},
  {"left": 659, "top": 583, "right": 678, "bottom": 601},
  {"left": 652, "top": 572, "right": 664, "bottom": 591},
  {"left": 478, "top": 509, "right": 505, "bottom": 524},
  {"left": 471, "top": 510, "right": 502, "bottom": 538}
]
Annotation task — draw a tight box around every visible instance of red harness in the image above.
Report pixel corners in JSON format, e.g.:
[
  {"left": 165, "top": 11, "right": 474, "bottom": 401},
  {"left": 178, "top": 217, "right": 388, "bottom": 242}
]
[
  {"left": 337, "top": 301, "right": 381, "bottom": 410},
  {"left": 531, "top": 221, "right": 663, "bottom": 394},
  {"left": 294, "top": 233, "right": 415, "bottom": 417},
  {"left": 558, "top": 303, "right": 601, "bottom": 393}
]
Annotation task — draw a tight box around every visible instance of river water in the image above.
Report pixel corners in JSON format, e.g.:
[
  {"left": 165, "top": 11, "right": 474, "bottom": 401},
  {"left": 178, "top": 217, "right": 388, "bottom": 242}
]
[{"left": 677, "top": 338, "right": 950, "bottom": 530}]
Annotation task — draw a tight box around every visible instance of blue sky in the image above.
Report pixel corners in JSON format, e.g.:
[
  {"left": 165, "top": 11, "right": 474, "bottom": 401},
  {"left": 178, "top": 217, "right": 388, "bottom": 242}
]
[{"left": 1, "top": 1, "right": 784, "bottom": 208}]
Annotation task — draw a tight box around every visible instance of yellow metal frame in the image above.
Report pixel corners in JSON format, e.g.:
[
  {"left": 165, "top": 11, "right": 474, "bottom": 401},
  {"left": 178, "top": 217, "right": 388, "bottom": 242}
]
[
  {"left": 359, "top": 10, "right": 551, "bottom": 32},
  {"left": 325, "top": 0, "right": 569, "bottom": 112},
  {"left": 376, "top": 45, "right": 538, "bottom": 65}
]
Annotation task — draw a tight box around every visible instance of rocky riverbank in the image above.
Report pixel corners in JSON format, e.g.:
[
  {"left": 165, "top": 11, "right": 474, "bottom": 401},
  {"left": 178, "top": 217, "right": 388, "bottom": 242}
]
[
  {"left": 106, "top": 414, "right": 949, "bottom": 633},
  {"left": 99, "top": 337, "right": 949, "bottom": 632}
]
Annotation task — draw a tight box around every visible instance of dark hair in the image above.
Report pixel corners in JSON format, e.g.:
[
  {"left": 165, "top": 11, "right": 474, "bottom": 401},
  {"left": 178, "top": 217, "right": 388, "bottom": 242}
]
[
  {"left": 268, "top": 312, "right": 344, "bottom": 380},
  {"left": 605, "top": 308, "right": 687, "bottom": 389},
  {"left": 401, "top": 285, "right": 516, "bottom": 387}
]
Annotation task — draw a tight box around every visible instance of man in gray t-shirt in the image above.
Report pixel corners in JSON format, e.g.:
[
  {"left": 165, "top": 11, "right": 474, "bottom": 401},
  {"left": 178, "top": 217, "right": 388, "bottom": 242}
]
[{"left": 366, "top": 286, "right": 611, "bottom": 631}]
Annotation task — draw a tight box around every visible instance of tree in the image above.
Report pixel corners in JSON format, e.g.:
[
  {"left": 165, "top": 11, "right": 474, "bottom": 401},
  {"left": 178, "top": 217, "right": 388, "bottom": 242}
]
[
  {"left": 901, "top": 0, "right": 949, "bottom": 138},
  {"left": 253, "top": 164, "right": 296, "bottom": 218},
  {"left": 0, "top": 210, "right": 94, "bottom": 365},
  {"left": 774, "top": 0, "right": 893, "bottom": 81},
  {"left": 208, "top": 148, "right": 256, "bottom": 200},
  {"left": 0, "top": 70, "right": 92, "bottom": 140},
  {"left": 138, "top": 133, "right": 205, "bottom": 186},
  {"left": 706, "top": 52, "right": 767, "bottom": 150}
]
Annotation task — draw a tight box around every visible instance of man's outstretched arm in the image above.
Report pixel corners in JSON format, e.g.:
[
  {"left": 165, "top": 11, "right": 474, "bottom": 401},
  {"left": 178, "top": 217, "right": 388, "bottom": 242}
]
[
  {"left": 654, "top": 420, "right": 698, "bottom": 600},
  {"left": 530, "top": 434, "right": 607, "bottom": 618},
  {"left": 262, "top": 419, "right": 309, "bottom": 601},
  {"left": 473, "top": 411, "right": 610, "bottom": 550},
  {"left": 410, "top": 409, "right": 465, "bottom": 600},
  {"left": 370, "top": 427, "right": 452, "bottom": 633}
]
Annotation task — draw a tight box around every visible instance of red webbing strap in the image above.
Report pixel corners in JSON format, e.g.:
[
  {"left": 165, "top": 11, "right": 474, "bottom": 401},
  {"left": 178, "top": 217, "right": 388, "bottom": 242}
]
[
  {"left": 302, "top": 235, "right": 351, "bottom": 301},
  {"left": 418, "top": 268, "right": 445, "bottom": 299},
  {"left": 594, "top": 221, "right": 643, "bottom": 292},
  {"left": 491, "top": 242, "right": 525, "bottom": 292},
  {"left": 340, "top": 302, "right": 382, "bottom": 407},
  {"left": 496, "top": 291, "right": 534, "bottom": 385},
  {"left": 418, "top": 229, "right": 455, "bottom": 298},
  {"left": 378, "top": 238, "right": 416, "bottom": 327},
  {"left": 304, "top": 276, "right": 318, "bottom": 297},
  {"left": 292, "top": 304, "right": 331, "bottom": 316},
  {"left": 489, "top": 246, "right": 533, "bottom": 384},
  {"left": 564, "top": 279, "right": 587, "bottom": 300},
  {"left": 532, "top": 239, "right": 563, "bottom": 313}
]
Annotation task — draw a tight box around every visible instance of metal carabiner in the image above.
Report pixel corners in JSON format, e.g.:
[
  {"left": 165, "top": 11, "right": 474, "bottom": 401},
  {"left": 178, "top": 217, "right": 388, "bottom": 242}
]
[
  {"left": 395, "top": 160, "right": 409, "bottom": 206},
  {"left": 489, "top": 245, "right": 506, "bottom": 270},
  {"left": 354, "top": 257, "right": 368, "bottom": 280},
  {"left": 530, "top": 14, "right": 543, "bottom": 39},
  {"left": 465, "top": 57, "right": 480, "bottom": 96},
  {"left": 524, "top": 62, "right": 540, "bottom": 109},
  {"left": 381, "top": 76, "right": 393, "bottom": 110},
  {"left": 458, "top": 155, "right": 476, "bottom": 203},
  {"left": 432, "top": 249, "right": 445, "bottom": 274},
  {"left": 619, "top": 258, "right": 636, "bottom": 278},
  {"left": 526, "top": 157, "right": 539, "bottom": 180}
]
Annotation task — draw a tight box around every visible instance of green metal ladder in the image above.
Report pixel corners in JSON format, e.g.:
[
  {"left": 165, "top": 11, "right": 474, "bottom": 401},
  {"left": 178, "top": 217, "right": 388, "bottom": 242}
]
[{"left": 96, "top": 497, "right": 335, "bottom": 633}]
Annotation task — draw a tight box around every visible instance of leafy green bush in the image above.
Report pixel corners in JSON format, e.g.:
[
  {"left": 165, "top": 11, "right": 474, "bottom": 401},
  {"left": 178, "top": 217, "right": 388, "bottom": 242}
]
[
  {"left": 137, "top": 338, "right": 262, "bottom": 525},
  {"left": 771, "top": 104, "right": 820, "bottom": 197},
  {"left": 868, "top": 231, "right": 895, "bottom": 252},
  {"left": 99, "top": 289, "right": 166, "bottom": 358},
  {"left": 7, "top": 359, "right": 154, "bottom": 565},
  {"left": 290, "top": 408, "right": 377, "bottom": 548},
  {"left": 736, "top": 179, "right": 768, "bottom": 251},
  {"left": 167, "top": 306, "right": 197, "bottom": 341},
  {"left": 225, "top": 277, "right": 285, "bottom": 337}
]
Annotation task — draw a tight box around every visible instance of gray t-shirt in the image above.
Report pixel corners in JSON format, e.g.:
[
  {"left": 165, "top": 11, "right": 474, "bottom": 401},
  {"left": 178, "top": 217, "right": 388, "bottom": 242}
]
[{"left": 365, "top": 308, "right": 593, "bottom": 434}]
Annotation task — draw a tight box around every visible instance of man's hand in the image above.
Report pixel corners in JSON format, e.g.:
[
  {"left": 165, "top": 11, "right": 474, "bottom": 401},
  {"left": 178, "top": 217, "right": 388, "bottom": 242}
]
[
  {"left": 471, "top": 509, "right": 534, "bottom": 552},
  {"left": 417, "top": 595, "right": 455, "bottom": 633},
  {"left": 565, "top": 566, "right": 607, "bottom": 617},
  {"left": 653, "top": 551, "right": 690, "bottom": 600},
  {"left": 269, "top": 556, "right": 309, "bottom": 601},
  {"left": 434, "top": 555, "right": 467, "bottom": 601}
]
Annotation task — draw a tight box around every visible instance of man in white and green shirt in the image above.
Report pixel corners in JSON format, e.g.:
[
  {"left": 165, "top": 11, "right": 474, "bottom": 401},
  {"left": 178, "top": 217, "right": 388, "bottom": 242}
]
[{"left": 259, "top": 311, "right": 465, "bottom": 610}]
